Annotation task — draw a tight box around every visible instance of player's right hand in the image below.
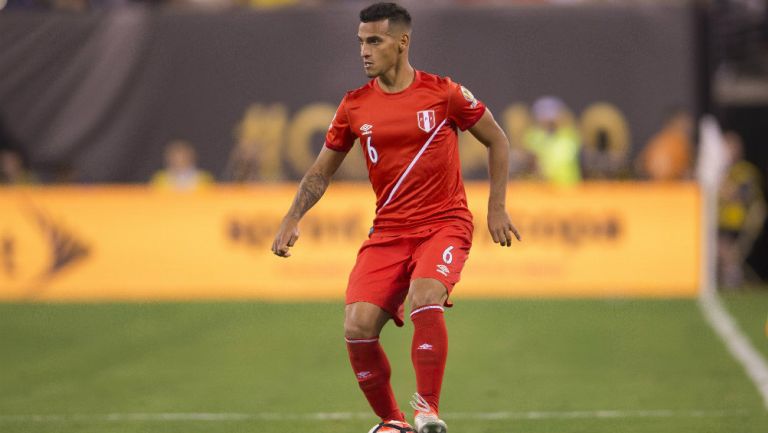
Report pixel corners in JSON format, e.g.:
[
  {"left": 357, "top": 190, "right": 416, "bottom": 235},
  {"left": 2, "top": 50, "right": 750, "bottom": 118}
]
[{"left": 272, "top": 216, "right": 300, "bottom": 258}]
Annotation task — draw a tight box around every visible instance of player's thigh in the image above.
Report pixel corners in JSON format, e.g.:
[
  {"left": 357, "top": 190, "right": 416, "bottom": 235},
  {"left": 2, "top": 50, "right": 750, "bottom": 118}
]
[
  {"left": 346, "top": 236, "right": 412, "bottom": 327},
  {"left": 410, "top": 224, "right": 473, "bottom": 301}
]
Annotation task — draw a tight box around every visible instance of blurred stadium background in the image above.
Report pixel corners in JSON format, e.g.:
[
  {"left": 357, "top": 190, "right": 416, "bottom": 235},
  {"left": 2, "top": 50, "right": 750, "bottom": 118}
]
[{"left": 1, "top": 0, "right": 768, "bottom": 432}]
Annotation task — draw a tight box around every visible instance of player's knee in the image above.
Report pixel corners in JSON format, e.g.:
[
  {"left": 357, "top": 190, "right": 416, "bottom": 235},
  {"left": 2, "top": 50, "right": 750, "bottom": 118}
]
[
  {"left": 344, "top": 317, "right": 379, "bottom": 340},
  {"left": 410, "top": 285, "right": 447, "bottom": 310}
]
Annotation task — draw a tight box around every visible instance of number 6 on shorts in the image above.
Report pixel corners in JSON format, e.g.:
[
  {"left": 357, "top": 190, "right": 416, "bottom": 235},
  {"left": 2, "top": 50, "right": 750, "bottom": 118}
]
[{"left": 442, "top": 246, "right": 454, "bottom": 264}]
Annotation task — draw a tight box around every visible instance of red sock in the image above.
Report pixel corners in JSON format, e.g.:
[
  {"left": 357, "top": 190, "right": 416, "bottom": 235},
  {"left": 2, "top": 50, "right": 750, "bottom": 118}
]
[
  {"left": 346, "top": 337, "right": 404, "bottom": 422},
  {"left": 410, "top": 305, "right": 448, "bottom": 413}
]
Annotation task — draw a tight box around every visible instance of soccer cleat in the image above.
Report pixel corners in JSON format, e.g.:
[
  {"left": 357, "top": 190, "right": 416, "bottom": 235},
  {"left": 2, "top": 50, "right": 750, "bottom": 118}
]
[
  {"left": 410, "top": 393, "right": 447, "bottom": 433},
  {"left": 367, "top": 420, "right": 415, "bottom": 433}
]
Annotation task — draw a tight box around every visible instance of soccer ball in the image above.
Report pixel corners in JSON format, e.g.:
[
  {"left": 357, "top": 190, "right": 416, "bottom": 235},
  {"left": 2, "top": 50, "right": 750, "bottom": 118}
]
[{"left": 368, "top": 421, "right": 414, "bottom": 433}]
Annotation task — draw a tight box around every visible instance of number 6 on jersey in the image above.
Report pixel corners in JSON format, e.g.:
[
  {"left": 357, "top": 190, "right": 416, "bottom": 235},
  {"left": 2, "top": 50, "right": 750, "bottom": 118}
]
[{"left": 366, "top": 136, "right": 379, "bottom": 164}]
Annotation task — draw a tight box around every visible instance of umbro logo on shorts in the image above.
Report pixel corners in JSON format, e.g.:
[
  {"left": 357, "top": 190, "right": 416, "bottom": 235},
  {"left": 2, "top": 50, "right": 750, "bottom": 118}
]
[
  {"left": 417, "top": 343, "right": 433, "bottom": 350},
  {"left": 436, "top": 264, "right": 449, "bottom": 277},
  {"left": 360, "top": 124, "right": 373, "bottom": 135},
  {"left": 356, "top": 371, "right": 372, "bottom": 380}
]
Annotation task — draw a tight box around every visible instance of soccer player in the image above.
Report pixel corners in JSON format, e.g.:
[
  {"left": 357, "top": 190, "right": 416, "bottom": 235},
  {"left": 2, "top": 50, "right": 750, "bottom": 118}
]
[{"left": 271, "top": 3, "right": 519, "bottom": 433}]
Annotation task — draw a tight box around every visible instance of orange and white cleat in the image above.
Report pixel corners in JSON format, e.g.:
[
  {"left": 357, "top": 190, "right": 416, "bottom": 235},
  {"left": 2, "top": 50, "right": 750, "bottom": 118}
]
[
  {"left": 410, "top": 393, "right": 447, "bottom": 433},
  {"left": 367, "top": 419, "right": 415, "bottom": 433}
]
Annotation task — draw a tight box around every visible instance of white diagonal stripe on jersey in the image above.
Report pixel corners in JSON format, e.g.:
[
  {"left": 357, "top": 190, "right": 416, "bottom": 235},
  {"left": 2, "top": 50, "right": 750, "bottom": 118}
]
[{"left": 380, "top": 118, "right": 448, "bottom": 211}]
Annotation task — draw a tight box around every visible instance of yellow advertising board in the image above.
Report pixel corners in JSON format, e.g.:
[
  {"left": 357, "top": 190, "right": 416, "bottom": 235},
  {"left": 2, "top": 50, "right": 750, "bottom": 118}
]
[{"left": 0, "top": 183, "right": 700, "bottom": 301}]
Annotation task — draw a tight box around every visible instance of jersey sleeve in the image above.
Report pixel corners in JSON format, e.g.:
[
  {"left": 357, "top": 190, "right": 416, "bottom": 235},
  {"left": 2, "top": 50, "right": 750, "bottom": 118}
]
[
  {"left": 324, "top": 96, "right": 356, "bottom": 152},
  {"left": 447, "top": 81, "right": 487, "bottom": 131}
]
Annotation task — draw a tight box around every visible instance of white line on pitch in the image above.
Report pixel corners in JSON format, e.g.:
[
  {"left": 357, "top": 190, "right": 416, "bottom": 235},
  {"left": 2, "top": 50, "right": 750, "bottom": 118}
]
[
  {"left": 699, "top": 290, "right": 768, "bottom": 409},
  {"left": 0, "top": 409, "right": 753, "bottom": 423},
  {"left": 698, "top": 183, "right": 768, "bottom": 410}
]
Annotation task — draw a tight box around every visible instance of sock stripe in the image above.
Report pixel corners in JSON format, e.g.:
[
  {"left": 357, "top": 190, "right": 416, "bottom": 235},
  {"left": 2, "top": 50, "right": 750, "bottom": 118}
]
[
  {"left": 410, "top": 305, "right": 444, "bottom": 318},
  {"left": 345, "top": 337, "right": 379, "bottom": 344}
]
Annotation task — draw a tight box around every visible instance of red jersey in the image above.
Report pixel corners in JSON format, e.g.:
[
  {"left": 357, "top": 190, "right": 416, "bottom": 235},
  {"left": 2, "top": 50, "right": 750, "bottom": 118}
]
[{"left": 325, "top": 70, "right": 486, "bottom": 233}]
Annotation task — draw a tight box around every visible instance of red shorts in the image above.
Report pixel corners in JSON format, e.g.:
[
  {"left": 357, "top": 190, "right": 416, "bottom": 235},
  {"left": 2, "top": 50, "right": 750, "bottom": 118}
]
[{"left": 346, "top": 222, "right": 473, "bottom": 327}]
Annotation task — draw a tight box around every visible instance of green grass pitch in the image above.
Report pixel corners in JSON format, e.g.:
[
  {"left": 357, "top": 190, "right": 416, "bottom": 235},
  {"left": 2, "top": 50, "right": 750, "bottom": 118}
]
[{"left": 1, "top": 293, "right": 767, "bottom": 433}]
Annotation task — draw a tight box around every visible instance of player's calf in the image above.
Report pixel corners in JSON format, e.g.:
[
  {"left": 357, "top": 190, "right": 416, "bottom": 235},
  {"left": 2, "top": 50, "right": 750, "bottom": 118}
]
[{"left": 410, "top": 303, "right": 448, "bottom": 414}]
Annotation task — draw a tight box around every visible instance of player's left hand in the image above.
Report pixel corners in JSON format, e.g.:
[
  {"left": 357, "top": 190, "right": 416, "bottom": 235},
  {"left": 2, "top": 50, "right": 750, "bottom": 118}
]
[{"left": 487, "top": 208, "right": 521, "bottom": 247}]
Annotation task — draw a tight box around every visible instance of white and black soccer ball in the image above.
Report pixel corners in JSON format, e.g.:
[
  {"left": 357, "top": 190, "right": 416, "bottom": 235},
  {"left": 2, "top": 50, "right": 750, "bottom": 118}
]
[{"left": 368, "top": 421, "right": 415, "bottom": 433}]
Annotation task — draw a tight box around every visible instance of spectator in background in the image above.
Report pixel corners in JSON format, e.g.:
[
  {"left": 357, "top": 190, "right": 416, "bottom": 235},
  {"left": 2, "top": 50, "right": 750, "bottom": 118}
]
[
  {"left": 635, "top": 108, "right": 694, "bottom": 181},
  {"left": 581, "top": 129, "right": 631, "bottom": 180},
  {"left": 523, "top": 96, "right": 582, "bottom": 185},
  {"left": 151, "top": 139, "right": 213, "bottom": 191},
  {"left": 0, "top": 149, "right": 38, "bottom": 185},
  {"left": 717, "top": 131, "right": 766, "bottom": 288},
  {"left": 579, "top": 103, "right": 632, "bottom": 180},
  {"left": 0, "top": 112, "right": 37, "bottom": 184},
  {"left": 224, "top": 136, "right": 261, "bottom": 183}
]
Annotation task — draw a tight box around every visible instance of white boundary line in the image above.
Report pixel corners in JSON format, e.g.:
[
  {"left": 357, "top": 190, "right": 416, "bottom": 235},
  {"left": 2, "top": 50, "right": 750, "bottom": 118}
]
[
  {"left": 699, "top": 290, "right": 768, "bottom": 409},
  {"left": 698, "top": 182, "right": 768, "bottom": 410},
  {"left": 0, "top": 409, "right": 752, "bottom": 423}
]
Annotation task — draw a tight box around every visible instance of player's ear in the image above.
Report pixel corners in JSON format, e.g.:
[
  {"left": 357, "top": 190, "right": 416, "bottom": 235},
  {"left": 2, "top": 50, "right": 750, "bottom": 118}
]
[{"left": 399, "top": 32, "right": 410, "bottom": 52}]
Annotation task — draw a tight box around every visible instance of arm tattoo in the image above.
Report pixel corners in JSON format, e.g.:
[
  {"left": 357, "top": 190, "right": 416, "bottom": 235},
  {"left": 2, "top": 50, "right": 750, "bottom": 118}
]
[{"left": 288, "top": 172, "right": 329, "bottom": 219}]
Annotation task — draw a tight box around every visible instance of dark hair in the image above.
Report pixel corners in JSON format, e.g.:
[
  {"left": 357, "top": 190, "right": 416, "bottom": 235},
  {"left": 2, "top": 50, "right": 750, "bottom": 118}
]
[{"left": 360, "top": 2, "right": 411, "bottom": 29}]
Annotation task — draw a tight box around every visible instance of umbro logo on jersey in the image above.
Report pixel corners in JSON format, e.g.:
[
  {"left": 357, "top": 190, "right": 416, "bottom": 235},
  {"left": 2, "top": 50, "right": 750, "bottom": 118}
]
[
  {"left": 360, "top": 124, "right": 373, "bottom": 135},
  {"left": 436, "top": 264, "right": 449, "bottom": 277},
  {"left": 417, "top": 110, "right": 436, "bottom": 133}
]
